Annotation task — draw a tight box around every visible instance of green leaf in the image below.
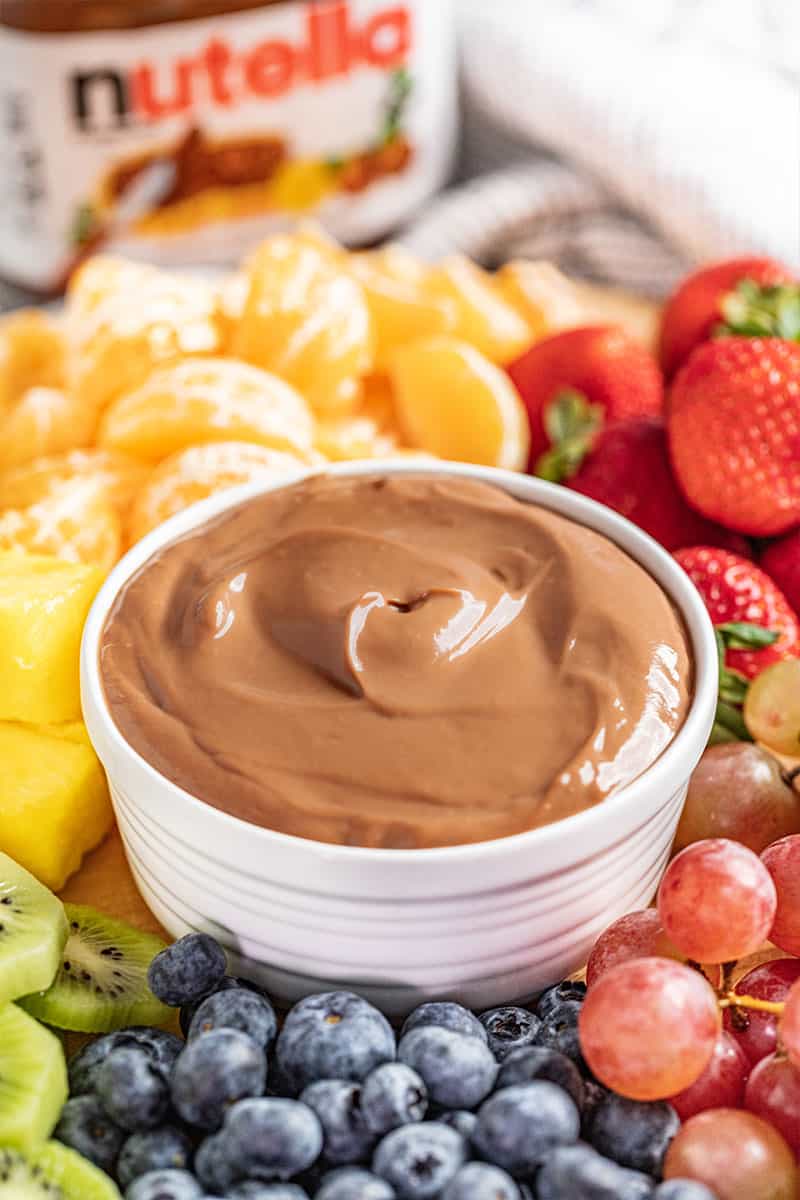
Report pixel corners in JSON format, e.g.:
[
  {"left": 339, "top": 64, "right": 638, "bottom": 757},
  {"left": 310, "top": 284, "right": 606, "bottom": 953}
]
[
  {"left": 717, "top": 280, "right": 800, "bottom": 342},
  {"left": 717, "top": 621, "right": 780, "bottom": 650},
  {"left": 714, "top": 699, "right": 754, "bottom": 742},
  {"left": 709, "top": 720, "right": 743, "bottom": 746},
  {"left": 535, "top": 391, "right": 604, "bottom": 484},
  {"left": 719, "top": 671, "right": 749, "bottom": 706}
]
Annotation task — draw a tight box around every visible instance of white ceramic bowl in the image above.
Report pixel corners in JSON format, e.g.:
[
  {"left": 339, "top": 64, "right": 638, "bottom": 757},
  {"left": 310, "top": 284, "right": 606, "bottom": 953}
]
[{"left": 81, "top": 460, "right": 717, "bottom": 1015}]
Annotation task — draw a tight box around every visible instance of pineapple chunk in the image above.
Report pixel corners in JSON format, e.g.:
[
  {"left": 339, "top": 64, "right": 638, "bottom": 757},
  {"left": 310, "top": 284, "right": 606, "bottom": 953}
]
[
  {"left": 0, "top": 722, "right": 113, "bottom": 890},
  {"left": 0, "top": 551, "right": 102, "bottom": 724}
]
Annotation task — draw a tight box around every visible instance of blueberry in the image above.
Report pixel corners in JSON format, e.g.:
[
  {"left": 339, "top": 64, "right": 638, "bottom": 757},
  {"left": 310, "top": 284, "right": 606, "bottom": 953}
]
[
  {"left": 223, "top": 1097, "right": 324, "bottom": 1181},
  {"left": 533, "top": 1001, "right": 584, "bottom": 1066},
  {"left": 436, "top": 1111, "right": 477, "bottom": 1140},
  {"left": 495, "top": 1046, "right": 584, "bottom": 1109},
  {"left": 276, "top": 993, "right": 395, "bottom": 1094},
  {"left": 372, "top": 1123, "right": 467, "bottom": 1200},
  {"left": 97, "top": 1046, "right": 170, "bottom": 1133},
  {"left": 477, "top": 1008, "right": 540, "bottom": 1064},
  {"left": 653, "top": 1183, "right": 719, "bottom": 1200},
  {"left": 399, "top": 1003, "right": 487, "bottom": 1045},
  {"left": 125, "top": 1169, "right": 204, "bottom": 1200},
  {"left": 316, "top": 1167, "right": 396, "bottom": 1200},
  {"left": 535, "top": 982, "right": 586, "bottom": 1020},
  {"left": 580, "top": 1078, "right": 609, "bottom": 1133},
  {"left": 148, "top": 934, "right": 228, "bottom": 1007},
  {"left": 300, "top": 1080, "right": 375, "bottom": 1164},
  {"left": 361, "top": 1064, "right": 428, "bottom": 1136},
  {"left": 535, "top": 1143, "right": 653, "bottom": 1200},
  {"left": 441, "top": 1163, "right": 520, "bottom": 1200},
  {"left": 117, "top": 1127, "right": 194, "bottom": 1188},
  {"left": 171, "top": 1029, "right": 267, "bottom": 1131},
  {"left": 472, "top": 1082, "right": 579, "bottom": 1177},
  {"left": 54, "top": 1094, "right": 125, "bottom": 1174},
  {"left": 181, "top": 977, "right": 242, "bottom": 1036},
  {"left": 189, "top": 987, "right": 278, "bottom": 1051},
  {"left": 68, "top": 1027, "right": 183, "bottom": 1095},
  {"left": 227, "top": 1186, "right": 310, "bottom": 1200},
  {"left": 195, "top": 1133, "right": 240, "bottom": 1193},
  {"left": 398, "top": 1027, "right": 497, "bottom": 1109},
  {"left": 587, "top": 1093, "right": 679, "bottom": 1176}
]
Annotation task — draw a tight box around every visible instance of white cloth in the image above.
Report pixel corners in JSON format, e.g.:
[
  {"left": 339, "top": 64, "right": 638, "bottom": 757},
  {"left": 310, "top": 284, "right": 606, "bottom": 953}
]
[{"left": 402, "top": 0, "right": 800, "bottom": 296}]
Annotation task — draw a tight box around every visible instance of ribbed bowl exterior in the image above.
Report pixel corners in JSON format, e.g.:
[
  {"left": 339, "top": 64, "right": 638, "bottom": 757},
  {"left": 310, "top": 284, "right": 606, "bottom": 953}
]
[{"left": 82, "top": 461, "right": 717, "bottom": 1015}]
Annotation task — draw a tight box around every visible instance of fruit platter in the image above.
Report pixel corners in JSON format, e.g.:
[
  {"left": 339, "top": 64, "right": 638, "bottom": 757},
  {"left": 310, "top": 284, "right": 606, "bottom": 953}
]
[{"left": 1, "top": 231, "right": 800, "bottom": 1200}]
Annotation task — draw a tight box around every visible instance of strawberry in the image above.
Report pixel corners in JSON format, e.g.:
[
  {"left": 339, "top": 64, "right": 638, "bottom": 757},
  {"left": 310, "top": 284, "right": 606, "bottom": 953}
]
[
  {"left": 761, "top": 529, "right": 800, "bottom": 616},
  {"left": 659, "top": 256, "right": 796, "bottom": 378},
  {"left": 668, "top": 337, "right": 800, "bottom": 537},
  {"left": 538, "top": 400, "right": 749, "bottom": 554},
  {"left": 675, "top": 546, "right": 800, "bottom": 744},
  {"left": 507, "top": 325, "right": 663, "bottom": 472},
  {"left": 674, "top": 546, "right": 800, "bottom": 681}
]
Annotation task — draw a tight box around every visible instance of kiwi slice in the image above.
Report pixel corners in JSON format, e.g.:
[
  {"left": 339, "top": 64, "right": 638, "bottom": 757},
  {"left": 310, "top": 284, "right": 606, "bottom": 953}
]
[
  {"left": 0, "top": 1141, "right": 120, "bottom": 1198},
  {"left": 0, "top": 1002, "right": 67, "bottom": 1149},
  {"left": 20, "top": 905, "right": 171, "bottom": 1033},
  {"left": 0, "top": 852, "right": 68, "bottom": 1006}
]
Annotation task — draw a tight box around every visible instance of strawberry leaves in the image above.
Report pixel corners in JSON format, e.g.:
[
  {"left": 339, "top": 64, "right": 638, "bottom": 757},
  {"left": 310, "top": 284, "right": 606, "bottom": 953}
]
[
  {"left": 535, "top": 391, "right": 603, "bottom": 483},
  {"left": 717, "top": 280, "right": 800, "bottom": 342},
  {"left": 711, "top": 623, "right": 780, "bottom": 744}
]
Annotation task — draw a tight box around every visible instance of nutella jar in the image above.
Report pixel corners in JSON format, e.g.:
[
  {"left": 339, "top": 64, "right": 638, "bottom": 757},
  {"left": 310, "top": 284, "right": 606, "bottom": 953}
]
[{"left": 0, "top": 0, "right": 457, "bottom": 293}]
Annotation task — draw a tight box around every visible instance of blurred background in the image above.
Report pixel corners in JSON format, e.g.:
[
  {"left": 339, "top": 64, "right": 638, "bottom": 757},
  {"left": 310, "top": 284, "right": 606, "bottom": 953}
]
[{"left": 0, "top": 0, "right": 798, "bottom": 310}]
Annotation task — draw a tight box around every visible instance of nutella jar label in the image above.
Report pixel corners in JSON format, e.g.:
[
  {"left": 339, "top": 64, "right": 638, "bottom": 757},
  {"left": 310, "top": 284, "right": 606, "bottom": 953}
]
[{"left": 0, "top": 0, "right": 456, "bottom": 292}]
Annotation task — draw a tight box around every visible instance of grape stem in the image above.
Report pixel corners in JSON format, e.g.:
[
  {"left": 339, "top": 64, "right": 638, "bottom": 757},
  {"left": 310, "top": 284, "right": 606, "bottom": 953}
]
[{"left": 719, "top": 992, "right": 785, "bottom": 1015}]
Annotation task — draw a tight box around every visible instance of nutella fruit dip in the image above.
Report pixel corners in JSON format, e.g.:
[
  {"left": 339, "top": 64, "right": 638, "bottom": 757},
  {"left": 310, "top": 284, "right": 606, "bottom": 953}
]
[{"left": 99, "top": 473, "right": 692, "bottom": 849}]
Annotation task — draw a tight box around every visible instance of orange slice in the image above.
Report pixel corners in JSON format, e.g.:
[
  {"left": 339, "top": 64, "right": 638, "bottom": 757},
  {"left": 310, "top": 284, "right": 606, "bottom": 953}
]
[
  {"left": 66, "top": 256, "right": 221, "bottom": 411},
  {"left": 496, "top": 260, "right": 584, "bottom": 340},
  {"left": 0, "top": 388, "right": 97, "bottom": 470},
  {"left": 233, "top": 234, "right": 373, "bottom": 415},
  {"left": 0, "top": 449, "right": 149, "bottom": 517},
  {"left": 126, "top": 441, "right": 308, "bottom": 544},
  {"left": 0, "top": 310, "right": 67, "bottom": 412},
  {"left": 0, "top": 477, "right": 121, "bottom": 573},
  {"left": 426, "top": 256, "right": 532, "bottom": 365},
  {"left": 97, "top": 357, "right": 315, "bottom": 463},
  {"left": 388, "top": 337, "right": 530, "bottom": 470},
  {"left": 347, "top": 253, "right": 456, "bottom": 372}
]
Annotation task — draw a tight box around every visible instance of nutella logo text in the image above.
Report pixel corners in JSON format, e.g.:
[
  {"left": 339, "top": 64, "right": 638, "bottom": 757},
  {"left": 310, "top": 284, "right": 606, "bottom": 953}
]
[{"left": 71, "top": 2, "right": 412, "bottom": 132}]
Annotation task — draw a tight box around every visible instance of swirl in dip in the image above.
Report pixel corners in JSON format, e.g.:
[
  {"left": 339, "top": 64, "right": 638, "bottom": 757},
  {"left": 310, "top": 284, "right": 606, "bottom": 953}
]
[{"left": 100, "top": 473, "right": 692, "bottom": 848}]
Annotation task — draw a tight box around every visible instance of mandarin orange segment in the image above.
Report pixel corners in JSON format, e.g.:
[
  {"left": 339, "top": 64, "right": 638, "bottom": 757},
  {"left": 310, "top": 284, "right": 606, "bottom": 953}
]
[
  {"left": 388, "top": 336, "right": 530, "bottom": 470},
  {"left": 0, "top": 387, "right": 97, "bottom": 470},
  {"left": 0, "top": 477, "right": 121, "bottom": 574},
  {"left": 126, "top": 441, "right": 308, "bottom": 544},
  {"left": 426, "top": 256, "right": 533, "bottom": 364},
  {"left": 232, "top": 234, "right": 373, "bottom": 415},
  {"left": 496, "top": 260, "right": 584, "bottom": 339},
  {"left": 97, "top": 356, "right": 315, "bottom": 463},
  {"left": 347, "top": 253, "right": 456, "bottom": 371},
  {"left": 0, "top": 310, "right": 67, "bottom": 413},
  {"left": 314, "top": 374, "right": 401, "bottom": 461},
  {"left": 0, "top": 449, "right": 149, "bottom": 517},
  {"left": 66, "top": 256, "right": 221, "bottom": 411}
]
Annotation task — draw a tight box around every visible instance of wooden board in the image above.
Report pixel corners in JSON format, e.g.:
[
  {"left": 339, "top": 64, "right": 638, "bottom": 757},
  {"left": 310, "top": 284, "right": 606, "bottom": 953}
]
[{"left": 61, "top": 282, "right": 661, "bottom": 938}]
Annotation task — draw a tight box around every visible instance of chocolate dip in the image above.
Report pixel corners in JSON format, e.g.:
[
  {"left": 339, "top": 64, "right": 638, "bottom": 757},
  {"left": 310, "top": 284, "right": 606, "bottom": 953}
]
[{"left": 100, "top": 473, "right": 692, "bottom": 848}]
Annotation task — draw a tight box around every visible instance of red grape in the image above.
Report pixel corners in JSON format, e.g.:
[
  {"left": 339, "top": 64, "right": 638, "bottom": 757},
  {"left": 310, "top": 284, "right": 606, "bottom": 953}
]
[
  {"left": 578, "top": 956, "right": 720, "bottom": 1101},
  {"left": 668, "top": 1031, "right": 749, "bottom": 1120},
  {"left": 761, "top": 836, "right": 800, "bottom": 956},
  {"left": 781, "top": 979, "right": 800, "bottom": 1072},
  {"left": 675, "top": 743, "right": 800, "bottom": 854},
  {"left": 745, "top": 1053, "right": 800, "bottom": 1157},
  {"left": 657, "top": 838, "right": 777, "bottom": 964},
  {"left": 586, "top": 909, "right": 681, "bottom": 989},
  {"left": 664, "top": 1109, "right": 798, "bottom": 1200},
  {"left": 724, "top": 958, "right": 800, "bottom": 1066}
]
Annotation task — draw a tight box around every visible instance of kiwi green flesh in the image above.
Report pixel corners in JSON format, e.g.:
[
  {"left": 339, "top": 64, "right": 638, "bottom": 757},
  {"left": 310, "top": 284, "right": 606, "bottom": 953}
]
[
  {"left": 0, "top": 1142, "right": 120, "bottom": 1198},
  {"left": 0, "top": 853, "right": 68, "bottom": 1006},
  {"left": 19, "top": 905, "right": 171, "bottom": 1034},
  {"left": 0, "top": 1003, "right": 67, "bottom": 1150}
]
